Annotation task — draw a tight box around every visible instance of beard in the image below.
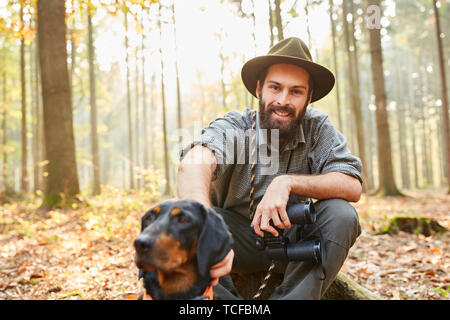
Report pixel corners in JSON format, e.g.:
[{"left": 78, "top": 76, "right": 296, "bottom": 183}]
[{"left": 258, "top": 98, "right": 307, "bottom": 144}]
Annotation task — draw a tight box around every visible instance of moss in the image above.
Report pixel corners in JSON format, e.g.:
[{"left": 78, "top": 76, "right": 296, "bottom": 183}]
[{"left": 375, "top": 216, "right": 448, "bottom": 236}]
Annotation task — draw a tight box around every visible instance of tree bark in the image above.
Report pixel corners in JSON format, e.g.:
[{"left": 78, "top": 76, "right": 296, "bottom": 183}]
[
  {"left": 433, "top": 0, "right": 450, "bottom": 193},
  {"left": 20, "top": 3, "right": 28, "bottom": 193},
  {"left": 328, "top": 0, "right": 343, "bottom": 131},
  {"left": 1, "top": 56, "right": 10, "bottom": 191},
  {"left": 158, "top": 4, "right": 171, "bottom": 195},
  {"left": 267, "top": 0, "right": 274, "bottom": 47},
  {"left": 342, "top": 0, "right": 368, "bottom": 192},
  {"left": 124, "top": 10, "right": 135, "bottom": 189},
  {"left": 37, "top": 0, "right": 80, "bottom": 209},
  {"left": 141, "top": 13, "right": 149, "bottom": 175},
  {"left": 171, "top": 2, "right": 182, "bottom": 136},
  {"left": 274, "top": 0, "right": 283, "bottom": 41},
  {"left": 87, "top": 9, "right": 101, "bottom": 195},
  {"left": 366, "top": 0, "right": 402, "bottom": 196}
]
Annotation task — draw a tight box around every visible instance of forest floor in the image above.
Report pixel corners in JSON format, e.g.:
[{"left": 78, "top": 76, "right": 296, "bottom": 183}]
[{"left": 0, "top": 188, "right": 448, "bottom": 300}]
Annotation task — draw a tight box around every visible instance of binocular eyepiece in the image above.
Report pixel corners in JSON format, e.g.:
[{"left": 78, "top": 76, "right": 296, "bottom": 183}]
[{"left": 254, "top": 201, "right": 322, "bottom": 264}]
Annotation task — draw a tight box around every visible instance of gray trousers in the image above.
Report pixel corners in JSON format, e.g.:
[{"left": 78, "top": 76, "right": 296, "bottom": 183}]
[{"left": 213, "top": 198, "right": 361, "bottom": 300}]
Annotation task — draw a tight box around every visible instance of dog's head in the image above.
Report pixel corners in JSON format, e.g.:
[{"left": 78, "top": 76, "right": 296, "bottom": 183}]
[{"left": 134, "top": 199, "right": 233, "bottom": 283}]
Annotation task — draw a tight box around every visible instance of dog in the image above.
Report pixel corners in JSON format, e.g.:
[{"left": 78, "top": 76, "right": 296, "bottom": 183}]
[{"left": 134, "top": 199, "right": 233, "bottom": 300}]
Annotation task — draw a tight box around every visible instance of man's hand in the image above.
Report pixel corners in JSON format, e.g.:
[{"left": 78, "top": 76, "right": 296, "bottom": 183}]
[
  {"left": 251, "top": 175, "right": 292, "bottom": 237},
  {"left": 210, "top": 249, "right": 234, "bottom": 286}
]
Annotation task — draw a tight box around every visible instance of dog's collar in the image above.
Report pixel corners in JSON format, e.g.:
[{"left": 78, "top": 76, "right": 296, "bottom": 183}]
[{"left": 142, "top": 284, "right": 214, "bottom": 300}]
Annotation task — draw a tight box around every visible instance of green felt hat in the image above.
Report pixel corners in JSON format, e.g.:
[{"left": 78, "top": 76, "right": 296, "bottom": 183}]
[{"left": 241, "top": 37, "right": 335, "bottom": 103}]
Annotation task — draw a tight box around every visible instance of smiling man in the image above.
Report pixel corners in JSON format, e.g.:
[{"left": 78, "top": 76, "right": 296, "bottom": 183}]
[{"left": 177, "top": 37, "right": 363, "bottom": 299}]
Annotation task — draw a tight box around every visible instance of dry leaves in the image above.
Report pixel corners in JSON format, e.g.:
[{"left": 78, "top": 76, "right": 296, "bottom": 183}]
[
  {"left": 342, "top": 190, "right": 450, "bottom": 300},
  {"left": 0, "top": 188, "right": 448, "bottom": 300}
]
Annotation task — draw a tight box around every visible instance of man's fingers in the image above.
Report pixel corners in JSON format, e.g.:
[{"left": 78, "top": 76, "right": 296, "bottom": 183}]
[
  {"left": 260, "top": 210, "right": 279, "bottom": 237},
  {"left": 252, "top": 213, "right": 264, "bottom": 237},
  {"left": 279, "top": 207, "right": 291, "bottom": 229}
]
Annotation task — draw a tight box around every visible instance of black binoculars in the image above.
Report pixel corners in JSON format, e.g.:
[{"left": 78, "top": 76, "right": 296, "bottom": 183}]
[{"left": 253, "top": 201, "right": 322, "bottom": 264}]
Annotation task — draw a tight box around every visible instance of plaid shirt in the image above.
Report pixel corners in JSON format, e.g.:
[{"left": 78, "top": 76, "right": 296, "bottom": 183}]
[{"left": 180, "top": 107, "right": 362, "bottom": 219}]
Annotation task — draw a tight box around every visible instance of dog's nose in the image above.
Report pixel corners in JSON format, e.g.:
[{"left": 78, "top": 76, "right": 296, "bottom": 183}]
[{"left": 134, "top": 234, "right": 153, "bottom": 252}]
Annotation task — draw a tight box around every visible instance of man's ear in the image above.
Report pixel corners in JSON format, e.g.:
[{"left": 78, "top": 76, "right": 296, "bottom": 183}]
[{"left": 255, "top": 80, "right": 261, "bottom": 99}]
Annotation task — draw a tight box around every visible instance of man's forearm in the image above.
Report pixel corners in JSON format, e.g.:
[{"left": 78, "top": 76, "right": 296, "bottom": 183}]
[
  {"left": 177, "top": 146, "right": 217, "bottom": 208},
  {"left": 283, "top": 171, "right": 362, "bottom": 203}
]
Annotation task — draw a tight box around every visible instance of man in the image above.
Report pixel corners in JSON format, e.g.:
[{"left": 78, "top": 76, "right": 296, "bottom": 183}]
[{"left": 177, "top": 37, "right": 362, "bottom": 299}]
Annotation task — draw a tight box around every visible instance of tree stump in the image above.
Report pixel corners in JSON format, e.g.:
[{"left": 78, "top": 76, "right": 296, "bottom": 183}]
[
  {"left": 375, "top": 216, "right": 448, "bottom": 237},
  {"left": 231, "top": 271, "right": 381, "bottom": 300}
]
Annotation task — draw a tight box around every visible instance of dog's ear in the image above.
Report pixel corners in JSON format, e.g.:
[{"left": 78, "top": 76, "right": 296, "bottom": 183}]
[
  {"left": 196, "top": 205, "right": 233, "bottom": 280},
  {"left": 138, "top": 209, "right": 154, "bottom": 279}
]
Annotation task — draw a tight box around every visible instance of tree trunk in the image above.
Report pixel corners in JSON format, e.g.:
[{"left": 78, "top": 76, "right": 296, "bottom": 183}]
[
  {"left": 274, "top": 0, "right": 283, "bottom": 41},
  {"left": 433, "top": 0, "right": 450, "bottom": 193},
  {"left": 87, "top": 9, "right": 101, "bottom": 195},
  {"left": 124, "top": 10, "right": 134, "bottom": 189},
  {"left": 267, "top": 0, "right": 274, "bottom": 47},
  {"left": 37, "top": 0, "right": 80, "bottom": 209},
  {"left": 141, "top": 14, "right": 149, "bottom": 175},
  {"left": 328, "top": 0, "right": 343, "bottom": 131},
  {"left": 158, "top": 4, "right": 171, "bottom": 195},
  {"left": 1, "top": 57, "right": 10, "bottom": 191},
  {"left": 20, "top": 3, "right": 28, "bottom": 193},
  {"left": 135, "top": 46, "right": 141, "bottom": 190},
  {"left": 30, "top": 39, "right": 39, "bottom": 193},
  {"left": 366, "top": 0, "right": 402, "bottom": 197},
  {"left": 342, "top": 0, "right": 368, "bottom": 192},
  {"left": 171, "top": 2, "right": 182, "bottom": 136}
]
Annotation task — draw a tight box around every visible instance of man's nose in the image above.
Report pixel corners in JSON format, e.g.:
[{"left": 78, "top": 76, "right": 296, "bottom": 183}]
[{"left": 275, "top": 89, "right": 290, "bottom": 107}]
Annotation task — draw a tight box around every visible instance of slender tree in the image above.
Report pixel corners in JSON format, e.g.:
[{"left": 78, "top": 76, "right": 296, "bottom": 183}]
[
  {"left": 274, "top": 0, "right": 283, "bottom": 41},
  {"left": 342, "top": 0, "right": 368, "bottom": 192},
  {"left": 141, "top": 12, "right": 149, "bottom": 176},
  {"left": 1, "top": 51, "right": 9, "bottom": 191},
  {"left": 328, "top": 0, "right": 342, "bottom": 131},
  {"left": 171, "top": 2, "right": 182, "bottom": 135},
  {"left": 87, "top": 7, "right": 101, "bottom": 195},
  {"left": 124, "top": 9, "right": 134, "bottom": 189},
  {"left": 366, "top": 0, "right": 402, "bottom": 196},
  {"left": 268, "top": 0, "right": 274, "bottom": 47},
  {"left": 158, "top": 3, "right": 171, "bottom": 195},
  {"left": 20, "top": 2, "right": 28, "bottom": 193},
  {"left": 433, "top": 0, "right": 450, "bottom": 193},
  {"left": 37, "top": 0, "right": 80, "bottom": 209}
]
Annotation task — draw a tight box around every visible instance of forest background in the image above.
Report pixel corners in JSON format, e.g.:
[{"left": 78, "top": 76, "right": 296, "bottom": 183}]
[{"left": 0, "top": 0, "right": 449, "bottom": 300}]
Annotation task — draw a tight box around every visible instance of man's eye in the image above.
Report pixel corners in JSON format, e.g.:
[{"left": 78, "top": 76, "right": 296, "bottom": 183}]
[{"left": 269, "top": 85, "right": 279, "bottom": 91}]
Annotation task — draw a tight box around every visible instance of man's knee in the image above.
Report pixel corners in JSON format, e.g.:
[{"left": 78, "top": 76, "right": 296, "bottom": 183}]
[{"left": 314, "top": 198, "right": 361, "bottom": 248}]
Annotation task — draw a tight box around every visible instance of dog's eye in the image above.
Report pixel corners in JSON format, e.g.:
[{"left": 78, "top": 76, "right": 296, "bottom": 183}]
[
  {"left": 145, "top": 212, "right": 156, "bottom": 223},
  {"left": 176, "top": 215, "right": 190, "bottom": 224}
]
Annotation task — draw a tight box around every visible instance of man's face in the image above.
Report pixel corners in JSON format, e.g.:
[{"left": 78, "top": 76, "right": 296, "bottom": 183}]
[{"left": 256, "top": 63, "right": 312, "bottom": 142}]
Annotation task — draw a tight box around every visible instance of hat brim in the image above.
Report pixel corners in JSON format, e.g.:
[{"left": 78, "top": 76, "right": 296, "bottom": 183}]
[{"left": 241, "top": 55, "right": 335, "bottom": 103}]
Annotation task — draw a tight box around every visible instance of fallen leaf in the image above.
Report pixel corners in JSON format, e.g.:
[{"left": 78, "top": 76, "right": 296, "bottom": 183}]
[{"left": 428, "top": 248, "right": 441, "bottom": 255}]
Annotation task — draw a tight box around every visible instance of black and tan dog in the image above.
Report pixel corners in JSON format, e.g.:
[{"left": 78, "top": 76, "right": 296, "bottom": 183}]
[{"left": 134, "top": 199, "right": 233, "bottom": 300}]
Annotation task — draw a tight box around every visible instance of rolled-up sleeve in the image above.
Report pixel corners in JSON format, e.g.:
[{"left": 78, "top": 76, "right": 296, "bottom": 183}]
[
  {"left": 180, "top": 111, "right": 248, "bottom": 180},
  {"left": 307, "top": 116, "right": 363, "bottom": 183}
]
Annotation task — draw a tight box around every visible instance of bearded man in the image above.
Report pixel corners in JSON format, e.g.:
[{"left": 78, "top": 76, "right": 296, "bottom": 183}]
[{"left": 177, "top": 37, "right": 363, "bottom": 299}]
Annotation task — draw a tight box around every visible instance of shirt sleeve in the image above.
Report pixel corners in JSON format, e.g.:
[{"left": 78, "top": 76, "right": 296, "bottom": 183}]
[
  {"left": 307, "top": 116, "right": 363, "bottom": 183},
  {"left": 180, "top": 111, "right": 248, "bottom": 181}
]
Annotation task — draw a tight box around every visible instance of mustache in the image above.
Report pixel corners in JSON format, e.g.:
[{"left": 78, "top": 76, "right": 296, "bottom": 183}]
[{"left": 267, "top": 104, "right": 295, "bottom": 116}]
